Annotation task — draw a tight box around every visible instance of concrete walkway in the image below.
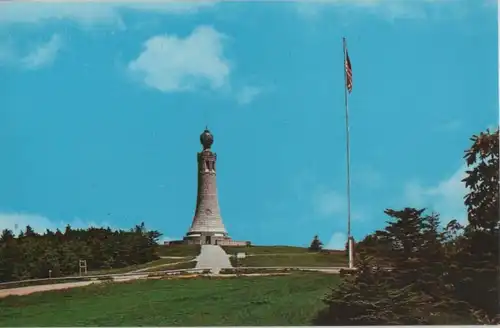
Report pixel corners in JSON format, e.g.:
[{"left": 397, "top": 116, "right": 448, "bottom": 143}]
[{"left": 195, "top": 245, "right": 232, "bottom": 274}]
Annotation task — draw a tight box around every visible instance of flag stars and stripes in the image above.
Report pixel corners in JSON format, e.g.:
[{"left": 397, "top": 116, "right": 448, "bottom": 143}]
[{"left": 345, "top": 49, "right": 353, "bottom": 93}]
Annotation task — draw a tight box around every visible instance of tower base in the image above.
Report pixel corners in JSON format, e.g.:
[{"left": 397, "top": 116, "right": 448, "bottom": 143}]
[
  {"left": 183, "top": 232, "right": 231, "bottom": 245},
  {"left": 166, "top": 234, "right": 249, "bottom": 247}
]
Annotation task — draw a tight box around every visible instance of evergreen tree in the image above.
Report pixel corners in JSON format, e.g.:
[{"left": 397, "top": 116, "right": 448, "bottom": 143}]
[
  {"left": 0, "top": 223, "right": 162, "bottom": 282},
  {"left": 308, "top": 235, "right": 323, "bottom": 251},
  {"left": 314, "top": 254, "right": 431, "bottom": 325},
  {"left": 314, "top": 208, "right": 469, "bottom": 325},
  {"left": 355, "top": 233, "right": 391, "bottom": 259},
  {"left": 24, "top": 225, "right": 37, "bottom": 238}
]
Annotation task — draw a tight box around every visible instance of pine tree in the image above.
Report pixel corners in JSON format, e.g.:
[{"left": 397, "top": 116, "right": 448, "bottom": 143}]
[
  {"left": 308, "top": 235, "right": 323, "bottom": 252},
  {"left": 24, "top": 225, "right": 37, "bottom": 238},
  {"left": 314, "top": 254, "right": 429, "bottom": 325},
  {"left": 0, "top": 223, "right": 162, "bottom": 282},
  {"left": 313, "top": 208, "right": 470, "bottom": 325},
  {"left": 379, "top": 209, "right": 468, "bottom": 321}
]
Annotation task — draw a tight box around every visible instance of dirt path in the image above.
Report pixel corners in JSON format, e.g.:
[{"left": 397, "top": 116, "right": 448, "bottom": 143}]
[
  {"left": 212, "top": 272, "right": 291, "bottom": 278},
  {"left": 131, "top": 260, "right": 195, "bottom": 273},
  {"left": 0, "top": 281, "right": 102, "bottom": 298},
  {"left": 0, "top": 274, "right": 153, "bottom": 298},
  {"left": 0, "top": 265, "right": 347, "bottom": 299},
  {"left": 246, "top": 253, "right": 310, "bottom": 256}
]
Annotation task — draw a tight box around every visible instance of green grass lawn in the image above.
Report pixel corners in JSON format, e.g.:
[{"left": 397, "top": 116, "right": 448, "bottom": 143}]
[
  {"left": 86, "top": 257, "right": 195, "bottom": 275},
  {"left": 233, "top": 253, "right": 348, "bottom": 267},
  {"left": 0, "top": 258, "right": 199, "bottom": 290},
  {"left": 157, "top": 244, "right": 201, "bottom": 257},
  {"left": 142, "top": 260, "right": 197, "bottom": 272},
  {"left": 222, "top": 245, "right": 312, "bottom": 255},
  {"left": 0, "top": 273, "right": 340, "bottom": 326}
]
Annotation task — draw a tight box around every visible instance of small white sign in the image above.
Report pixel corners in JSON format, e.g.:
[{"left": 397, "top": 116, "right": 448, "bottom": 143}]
[{"left": 236, "top": 252, "right": 246, "bottom": 259}]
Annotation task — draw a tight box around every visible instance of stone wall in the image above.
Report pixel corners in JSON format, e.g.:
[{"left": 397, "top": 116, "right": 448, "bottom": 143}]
[
  {"left": 178, "top": 235, "right": 249, "bottom": 247},
  {"left": 216, "top": 240, "right": 249, "bottom": 246}
]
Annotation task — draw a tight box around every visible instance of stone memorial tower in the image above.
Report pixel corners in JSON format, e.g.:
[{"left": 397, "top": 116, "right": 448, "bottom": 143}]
[{"left": 184, "top": 128, "right": 231, "bottom": 245}]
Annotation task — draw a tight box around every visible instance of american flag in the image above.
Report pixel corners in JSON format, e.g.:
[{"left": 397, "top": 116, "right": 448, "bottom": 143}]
[{"left": 345, "top": 48, "right": 353, "bottom": 93}]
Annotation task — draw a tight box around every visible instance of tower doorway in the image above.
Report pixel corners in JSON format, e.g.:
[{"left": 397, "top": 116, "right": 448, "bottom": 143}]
[{"left": 205, "top": 236, "right": 211, "bottom": 244}]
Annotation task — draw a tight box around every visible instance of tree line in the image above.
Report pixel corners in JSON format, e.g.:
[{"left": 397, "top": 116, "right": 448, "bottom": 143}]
[
  {"left": 0, "top": 222, "right": 162, "bottom": 282},
  {"left": 313, "top": 127, "right": 499, "bottom": 325}
]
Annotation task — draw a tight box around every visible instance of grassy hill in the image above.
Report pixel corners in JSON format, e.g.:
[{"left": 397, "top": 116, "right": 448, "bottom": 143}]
[
  {"left": 86, "top": 257, "right": 196, "bottom": 275},
  {"left": 232, "top": 253, "right": 347, "bottom": 267},
  {"left": 0, "top": 244, "right": 346, "bottom": 325},
  {"left": 140, "top": 260, "right": 196, "bottom": 272},
  {"left": 223, "top": 245, "right": 347, "bottom": 268},
  {"left": 157, "top": 244, "right": 201, "bottom": 257},
  {"left": 155, "top": 244, "right": 349, "bottom": 269},
  {"left": 222, "top": 245, "right": 312, "bottom": 255},
  {"left": 0, "top": 272, "right": 339, "bottom": 326}
]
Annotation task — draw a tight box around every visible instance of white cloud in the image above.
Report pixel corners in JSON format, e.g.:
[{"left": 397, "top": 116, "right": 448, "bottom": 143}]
[
  {"left": 313, "top": 189, "right": 346, "bottom": 217},
  {"left": 0, "top": 42, "right": 15, "bottom": 67},
  {"left": 325, "top": 231, "right": 347, "bottom": 250},
  {"left": 294, "top": 0, "right": 418, "bottom": 20},
  {"left": 236, "top": 86, "right": 263, "bottom": 105},
  {"left": 21, "top": 34, "right": 62, "bottom": 70},
  {"left": 404, "top": 165, "right": 468, "bottom": 225},
  {"left": 0, "top": 2, "right": 263, "bottom": 103},
  {"left": 294, "top": 0, "right": 485, "bottom": 20},
  {"left": 311, "top": 186, "right": 368, "bottom": 222},
  {"left": 128, "top": 25, "right": 230, "bottom": 93},
  {"left": 0, "top": 34, "right": 62, "bottom": 70},
  {"left": 353, "top": 166, "right": 383, "bottom": 189},
  {"left": 0, "top": 212, "right": 113, "bottom": 235},
  {"left": 0, "top": 1, "right": 217, "bottom": 27},
  {"left": 295, "top": 2, "right": 324, "bottom": 20},
  {"left": 439, "top": 120, "right": 462, "bottom": 132},
  {"left": 293, "top": 171, "right": 368, "bottom": 222},
  {"left": 484, "top": 0, "right": 498, "bottom": 7}
]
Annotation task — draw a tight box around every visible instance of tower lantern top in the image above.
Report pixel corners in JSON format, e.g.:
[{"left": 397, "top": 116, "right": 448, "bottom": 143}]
[{"left": 200, "top": 127, "right": 214, "bottom": 150}]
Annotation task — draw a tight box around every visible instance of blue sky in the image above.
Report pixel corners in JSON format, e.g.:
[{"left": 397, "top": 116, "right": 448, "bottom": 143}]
[{"left": 0, "top": 0, "right": 497, "bottom": 249}]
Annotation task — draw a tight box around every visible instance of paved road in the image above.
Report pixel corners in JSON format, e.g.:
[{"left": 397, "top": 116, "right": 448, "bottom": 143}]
[{"left": 195, "top": 245, "right": 232, "bottom": 274}]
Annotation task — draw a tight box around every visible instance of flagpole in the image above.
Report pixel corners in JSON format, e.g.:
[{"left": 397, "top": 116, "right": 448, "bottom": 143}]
[{"left": 342, "top": 37, "right": 354, "bottom": 270}]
